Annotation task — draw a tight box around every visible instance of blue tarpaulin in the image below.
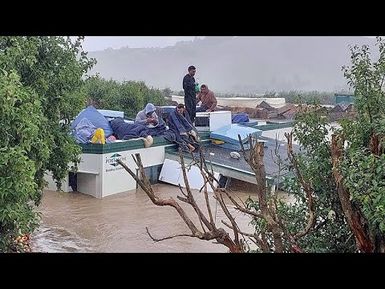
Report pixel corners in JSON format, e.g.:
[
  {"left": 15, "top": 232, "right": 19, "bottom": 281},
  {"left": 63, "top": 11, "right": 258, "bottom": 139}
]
[
  {"left": 210, "top": 124, "right": 262, "bottom": 145},
  {"left": 72, "top": 118, "right": 97, "bottom": 144},
  {"left": 232, "top": 113, "right": 249, "bottom": 123},
  {"left": 71, "top": 106, "right": 113, "bottom": 137}
]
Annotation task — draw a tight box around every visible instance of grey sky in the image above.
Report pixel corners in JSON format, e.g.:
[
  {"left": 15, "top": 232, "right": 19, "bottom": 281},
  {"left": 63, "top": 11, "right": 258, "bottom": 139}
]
[
  {"left": 79, "top": 36, "right": 376, "bottom": 52},
  {"left": 80, "top": 36, "right": 204, "bottom": 52}
]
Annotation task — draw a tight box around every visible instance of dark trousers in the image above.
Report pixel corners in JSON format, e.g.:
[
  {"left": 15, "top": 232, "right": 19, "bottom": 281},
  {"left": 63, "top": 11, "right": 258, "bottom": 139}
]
[
  {"left": 184, "top": 93, "right": 196, "bottom": 123},
  {"left": 196, "top": 105, "right": 208, "bottom": 112}
]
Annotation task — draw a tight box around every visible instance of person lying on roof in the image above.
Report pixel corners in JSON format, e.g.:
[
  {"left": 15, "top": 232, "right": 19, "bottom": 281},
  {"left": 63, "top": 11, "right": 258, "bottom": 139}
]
[
  {"left": 135, "top": 103, "right": 159, "bottom": 128},
  {"left": 167, "top": 103, "right": 199, "bottom": 152}
]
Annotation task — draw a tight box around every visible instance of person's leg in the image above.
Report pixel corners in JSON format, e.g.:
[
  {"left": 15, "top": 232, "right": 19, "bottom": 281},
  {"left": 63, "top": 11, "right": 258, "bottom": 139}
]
[
  {"left": 187, "top": 96, "right": 196, "bottom": 123},
  {"left": 196, "top": 105, "right": 207, "bottom": 112},
  {"left": 191, "top": 100, "right": 196, "bottom": 123},
  {"left": 69, "top": 172, "right": 77, "bottom": 192},
  {"left": 184, "top": 95, "right": 193, "bottom": 123}
]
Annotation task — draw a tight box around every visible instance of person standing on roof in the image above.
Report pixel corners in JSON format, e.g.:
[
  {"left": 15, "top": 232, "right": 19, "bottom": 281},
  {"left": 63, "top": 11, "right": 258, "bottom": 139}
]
[
  {"left": 183, "top": 65, "right": 197, "bottom": 123},
  {"left": 135, "top": 103, "right": 159, "bottom": 127},
  {"left": 196, "top": 84, "right": 217, "bottom": 112}
]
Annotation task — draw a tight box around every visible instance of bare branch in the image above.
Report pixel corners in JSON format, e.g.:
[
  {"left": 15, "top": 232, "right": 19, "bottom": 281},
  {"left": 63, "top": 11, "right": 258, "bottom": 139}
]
[
  {"left": 179, "top": 151, "right": 214, "bottom": 231},
  {"left": 203, "top": 183, "right": 215, "bottom": 226},
  {"left": 118, "top": 152, "right": 245, "bottom": 252},
  {"left": 239, "top": 135, "right": 285, "bottom": 252},
  {"left": 221, "top": 220, "right": 269, "bottom": 253},
  {"left": 221, "top": 221, "right": 254, "bottom": 238},
  {"left": 196, "top": 153, "right": 216, "bottom": 227},
  {"left": 146, "top": 227, "right": 195, "bottom": 242},
  {"left": 285, "top": 132, "right": 316, "bottom": 239},
  {"left": 236, "top": 193, "right": 247, "bottom": 208},
  {"left": 117, "top": 157, "right": 201, "bottom": 235},
  {"left": 222, "top": 189, "right": 264, "bottom": 219},
  {"left": 216, "top": 191, "right": 241, "bottom": 246},
  {"left": 178, "top": 184, "right": 188, "bottom": 198},
  {"left": 238, "top": 134, "right": 246, "bottom": 157},
  {"left": 176, "top": 195, "right": 189, "bottom": 203}
]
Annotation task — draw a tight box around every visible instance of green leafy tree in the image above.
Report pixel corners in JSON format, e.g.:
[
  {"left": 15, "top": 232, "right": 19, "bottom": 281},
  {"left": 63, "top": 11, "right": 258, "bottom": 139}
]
[
  {"left": 0, "top": 36, "right": 95, "bottom": 252},
  {"left": 84, "top": 77, "right": 166, "bottom": 118},
  {"left": 113, "top": 37, "right": 385, "bottom": 253},
  {"left": 338, "top": 36, "right": 385, "bottom": 251},
  {"left": 0, "top": 71, "right": 45, "bottom": 251},
  {"left": 275, "top": 105, "right": 355, "bottom": 252},
  {"left": 244, "top": 37, "right": 385, "bottom": 252},
  {"left": 84, "top": 74, "right": 119, "bottom": 108}
]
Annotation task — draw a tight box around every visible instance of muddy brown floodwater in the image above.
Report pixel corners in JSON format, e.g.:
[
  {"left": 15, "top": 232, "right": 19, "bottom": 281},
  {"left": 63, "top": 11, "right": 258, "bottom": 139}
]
[{"left": 31, "top": 182, "right": 262, "bottom": 253}]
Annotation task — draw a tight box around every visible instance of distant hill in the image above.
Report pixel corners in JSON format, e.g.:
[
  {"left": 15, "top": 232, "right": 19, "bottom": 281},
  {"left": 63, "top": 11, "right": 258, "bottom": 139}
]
[{"left": 88, "top": 36, "right": 377, "bottom": 94}]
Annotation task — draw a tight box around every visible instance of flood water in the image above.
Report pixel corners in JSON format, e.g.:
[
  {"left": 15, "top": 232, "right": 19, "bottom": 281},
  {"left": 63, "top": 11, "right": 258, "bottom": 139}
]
[{"left": 31, "top": 182, "right": 261, "bottom": 253}]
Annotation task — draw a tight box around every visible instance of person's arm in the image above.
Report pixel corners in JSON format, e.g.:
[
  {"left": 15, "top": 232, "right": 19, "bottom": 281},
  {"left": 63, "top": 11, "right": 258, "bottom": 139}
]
[
  {"left": 208, "top": 91, "right": 217, "bottom": 111},
  {"left": 135, "top": 111, "right": 148, "bottom": 125},
  {"left": 196, "top": 92, "right": 202, "bottom": 103}
]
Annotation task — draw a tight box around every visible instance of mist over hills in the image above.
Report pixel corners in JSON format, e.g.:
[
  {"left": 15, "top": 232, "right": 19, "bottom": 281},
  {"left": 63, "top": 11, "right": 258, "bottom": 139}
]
[{"left": 88, "top": 36, "right": 376, "bottom": 94}]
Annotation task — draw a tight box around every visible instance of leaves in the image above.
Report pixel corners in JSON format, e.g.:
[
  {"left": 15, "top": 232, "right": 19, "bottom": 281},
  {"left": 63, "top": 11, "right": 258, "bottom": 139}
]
[
  {"left": 83, "top": 75, "right": 166, "bottom": 118},
  {"left": 246, "top": 38, "right": 385, "bottom": 252},
  {"left": 0, "top": 37, "right": 94, "bottom": 252}
]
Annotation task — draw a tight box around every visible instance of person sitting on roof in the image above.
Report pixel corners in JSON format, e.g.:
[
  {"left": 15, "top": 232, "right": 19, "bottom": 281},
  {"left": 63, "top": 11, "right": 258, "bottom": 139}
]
[
  {"left": 167, "top": 103, "right": 199, "bottom": 152},
  {"left": 135, "top": 103, "right": 159, "bottom": 128},
  {"left": 196, "top": 84, "right": 217, "bottom": 112}
]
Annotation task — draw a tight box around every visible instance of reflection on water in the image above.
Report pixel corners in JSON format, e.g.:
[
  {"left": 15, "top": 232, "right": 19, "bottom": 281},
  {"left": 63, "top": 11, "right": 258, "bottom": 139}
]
[{"left": 31, "top": 183, "right": 260, "bottom": 253}]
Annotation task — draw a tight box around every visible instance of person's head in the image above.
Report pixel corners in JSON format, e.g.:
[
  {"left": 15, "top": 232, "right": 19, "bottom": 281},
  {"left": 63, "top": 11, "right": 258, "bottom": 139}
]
[
  {"left": 145, "top": 103, "right": 156, "bottom": 117},
  {"left": 188, "top": 65, "right": 196, "bottom": 76},
  {"left": 176, "top": 103, "right": 185, "bottom": 114},
  {"left": 200, "top": 84, "right": 208, "bottom": 94}
]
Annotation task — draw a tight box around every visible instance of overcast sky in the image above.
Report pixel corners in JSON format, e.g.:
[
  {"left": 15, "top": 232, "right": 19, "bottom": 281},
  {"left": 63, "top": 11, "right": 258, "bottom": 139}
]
[
  {"left": 79, "top": 36, "right": 204, "bottom": 52},
  {"left": 78, "top": 36, "right": 376, "bottom": 52}
]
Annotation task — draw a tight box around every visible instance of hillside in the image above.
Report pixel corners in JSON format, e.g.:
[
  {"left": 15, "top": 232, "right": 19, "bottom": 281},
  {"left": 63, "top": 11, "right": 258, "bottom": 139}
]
[{"left": 88, "top": 36, "right": 377, "bottom": 94}]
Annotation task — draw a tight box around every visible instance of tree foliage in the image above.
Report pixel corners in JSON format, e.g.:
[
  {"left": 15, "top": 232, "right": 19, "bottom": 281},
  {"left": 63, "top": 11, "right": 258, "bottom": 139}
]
[
  {"left": 84, "top": 75, "right": 166, "bottom": 118},
  {"left": 274, "top": 107, "right": 355, "bottom": 252},
  {"left": 0, "top": 36, "right": 95, "bottom": 252},
  {"left": 339, "top": 37, "right": 385, "bottom": 250},
  {"left": 246, "top": 37, "right": 385, "bottom": 252},
  {"left": 112, "top": 38, "right": 385, "bottom": 253}
]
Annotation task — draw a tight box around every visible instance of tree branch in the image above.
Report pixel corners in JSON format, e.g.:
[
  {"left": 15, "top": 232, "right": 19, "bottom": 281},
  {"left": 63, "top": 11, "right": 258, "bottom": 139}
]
[
  {"left": 146, "top": 227, "right": 195, "bottom": 242},
  {"left": 176, "top": 195, "right": 189, "bottom": 203},
  {"left": 238, "top": 134, "right": 285, "bottom": 252},
  {"left": 117, "top": 157, "right": 201, "bottom": 236},
  {"left": 179, "top": 151, "right": 214, "bottom": 231},
  {"left": 331, "top": 134, "right": 374, "bottom": 252},
  {"left": 217, "top": 190, "right": 241, "bottom": 246},
  {"left": 222, "top": 189, "right": 264, "bottom": 219},
  {"left": 285, "top": 132, "right": 316, "bottom": 239},
  {"left": 118, "top": 154, "right": 244, "bottom": 253},
  {"left": 197, "top": 152, "right": 215, "bottom": 226},
  {"left": 221, "top": 220, "right": 269, "bottom": 253},
  {"left": 178, "top": 184, "right": 188, "bottom": 198}
]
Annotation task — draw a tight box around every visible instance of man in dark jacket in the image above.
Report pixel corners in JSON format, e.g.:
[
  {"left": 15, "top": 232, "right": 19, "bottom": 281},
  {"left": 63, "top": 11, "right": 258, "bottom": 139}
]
[{"left": 183, "top": 65, "right": 197, "bottom": 123}]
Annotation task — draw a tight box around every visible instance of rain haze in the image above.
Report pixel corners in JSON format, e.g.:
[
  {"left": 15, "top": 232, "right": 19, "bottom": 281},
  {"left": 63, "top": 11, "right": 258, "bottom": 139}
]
[
  {"left": 81, "top": 36, "right": 378, "bottom": 94},
  {"left": 81, "top": 36, "right": 203, "bottom": 51}
]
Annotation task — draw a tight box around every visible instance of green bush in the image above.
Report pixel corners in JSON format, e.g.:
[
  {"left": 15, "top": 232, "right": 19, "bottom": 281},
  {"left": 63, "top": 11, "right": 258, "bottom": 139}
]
[
  {"left": 84, "top": 75, "right": 166, "bottom": 118},
  {"left": 0, "top": 36, "right": 95, "bottom": 252}
]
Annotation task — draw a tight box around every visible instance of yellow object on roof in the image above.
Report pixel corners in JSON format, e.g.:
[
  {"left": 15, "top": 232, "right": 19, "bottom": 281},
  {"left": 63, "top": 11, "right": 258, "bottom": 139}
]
[
  {"left": 91, "top": 128, "right": 106, "bottom": 144},
  {"left": 211, "top": 139, "right": 225, "bottom": 145}
]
